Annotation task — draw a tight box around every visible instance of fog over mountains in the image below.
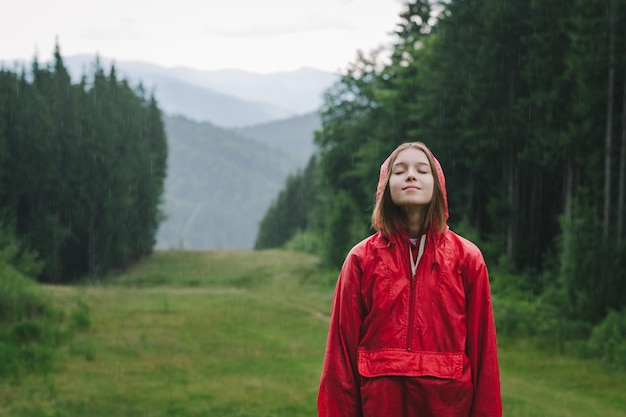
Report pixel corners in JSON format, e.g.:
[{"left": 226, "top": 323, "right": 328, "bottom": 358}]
[
  {"left": 60, "top": 55, "right": 335, "bottom": 127},
  {"left": 43, "top": 54, "right": 336, "bottom": 249}
]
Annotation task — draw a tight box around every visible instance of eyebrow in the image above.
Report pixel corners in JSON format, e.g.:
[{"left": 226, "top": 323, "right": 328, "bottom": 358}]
[{"left": 392, "top": 161, "right": 430, "bottom": 168}]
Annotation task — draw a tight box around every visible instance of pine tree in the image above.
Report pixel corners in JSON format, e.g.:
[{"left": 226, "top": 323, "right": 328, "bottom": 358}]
[{"left": 0, "top": 45, "right": 168, "bottom": 282}]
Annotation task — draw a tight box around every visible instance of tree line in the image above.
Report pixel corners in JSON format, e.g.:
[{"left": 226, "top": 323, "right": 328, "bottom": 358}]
[
  {"left": 0, "top": 44, "right": 167, "bottom": 282},
  {"left": 256, "top": 0, "right": 626, "bottom": 366}
]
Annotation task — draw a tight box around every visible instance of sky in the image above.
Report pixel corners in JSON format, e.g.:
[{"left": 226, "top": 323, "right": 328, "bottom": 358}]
[{"left": 1, "top": 0, "right": 406, "bottom": 74}]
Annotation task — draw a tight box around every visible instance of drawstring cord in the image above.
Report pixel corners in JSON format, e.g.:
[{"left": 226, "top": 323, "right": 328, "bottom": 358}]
[{"left": 410, "top": 234, "right": 426, "bottom": 277}]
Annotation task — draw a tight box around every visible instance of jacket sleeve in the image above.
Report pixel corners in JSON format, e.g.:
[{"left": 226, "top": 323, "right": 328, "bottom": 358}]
[
  {"left": 465, "top": 251, "right": 502, "bottom": 417},
  {"left": 317, "top": 250, "right": 365, "bottom": 417}
]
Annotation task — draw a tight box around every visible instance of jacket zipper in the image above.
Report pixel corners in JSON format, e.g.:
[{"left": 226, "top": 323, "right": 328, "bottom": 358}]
[
  {"left": 407, "top": 235, "right": 426, "bottom": 352},
  {"left": 407, "top": 272, "right": 416, "bottom": 351}
]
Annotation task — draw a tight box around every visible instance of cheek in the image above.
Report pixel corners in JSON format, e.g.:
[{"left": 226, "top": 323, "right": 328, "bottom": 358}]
[
  {"left": 428, "top": 184, "right": 435, "bottom": 198},
  {"left": 426, "top": 176, "right": 435, "bottom": 190},
  {"left": 388, "top": 178, "right": 399, "bottom": 192},
  {"left": 423, "top": 178, "right": 435, "bottom": 199},
  {"left": 389, "top": 188, "right": 400, "bottom": 204},
  {"left": 388, "top": 181, "right": 402, "bottom": 204}
]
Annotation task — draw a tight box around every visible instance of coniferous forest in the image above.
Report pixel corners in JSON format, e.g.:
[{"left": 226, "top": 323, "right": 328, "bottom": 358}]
[
  {"left": 0, "top": 44, "right": 167, "bottom": 282},
  {"left": 256, "top": 0, "right": 626, "bottom": 366}
]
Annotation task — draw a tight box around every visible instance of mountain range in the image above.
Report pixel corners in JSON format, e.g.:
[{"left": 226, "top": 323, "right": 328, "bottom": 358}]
[
  {"left": 156, "top": 114, "right": 298, "bottom": 249},
  {"left": 16, "top": 54, "right": 335, "bottom": 249},
  {"left": 58, "top": 55, "right": 335, "bottom": 127}
]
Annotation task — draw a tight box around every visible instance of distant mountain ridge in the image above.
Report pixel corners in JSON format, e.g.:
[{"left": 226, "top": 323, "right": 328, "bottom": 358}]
[
  {"left": 58, "top": 55, "right": 335, "bottom": 127},
  {"left": 2, "top": 54, "right": 336, "bottom": 127},
  {"left": 168, "top": 66, "right": 335, "bottom": 118},
  {"left": 157, "top": 114, "right": 298, "bottom": 249},
  {"left": 235, "top": 112, "right": 321, "bottom": 165}
]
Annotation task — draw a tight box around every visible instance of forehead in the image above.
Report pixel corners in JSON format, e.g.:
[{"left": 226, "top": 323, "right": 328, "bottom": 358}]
[{"left": 393, "top": 147, "right": 430, "bottom": 165}]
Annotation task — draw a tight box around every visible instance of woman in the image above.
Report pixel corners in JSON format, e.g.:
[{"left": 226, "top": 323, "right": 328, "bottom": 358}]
[{"left": 318, "top": 142, "right": 502, "bottom": 417}]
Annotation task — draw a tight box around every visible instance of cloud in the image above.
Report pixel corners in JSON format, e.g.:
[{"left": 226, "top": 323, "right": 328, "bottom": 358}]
[
  {"left": 75, "top": 18, "right": 141, "bottom": 41},
  {"left": 204, "top": 14, "right": 353, "bottom": 38},
  {"left": 0, "top": 0, "right": 405, "bottom": 73}
]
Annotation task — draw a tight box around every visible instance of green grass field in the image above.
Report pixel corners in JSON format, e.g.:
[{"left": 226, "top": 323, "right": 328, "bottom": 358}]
[{"left": 1, "top": 249, "right": 625, "bottom": 417}]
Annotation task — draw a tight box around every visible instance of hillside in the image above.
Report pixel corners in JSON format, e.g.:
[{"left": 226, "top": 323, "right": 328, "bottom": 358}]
[
  {"left": 129, "top": 75, "right": 290, "bottom": 127},
  {"left": 156, "top": 115, "right": 298, "bottom": 250},
  {"left": 235, "top": 112, "right": 321, "bottom": 164}
]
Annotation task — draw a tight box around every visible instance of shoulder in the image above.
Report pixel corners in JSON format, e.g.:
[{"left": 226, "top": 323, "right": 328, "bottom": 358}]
[
  {"left": 343, "top": 232, "right": 387, "bottom": 269},
  {"left": 441, "top": 229, "right": 488, "bottom": 285},
  {"left": 444, "top": 229, "right": 485, "bottom": 262},
  {"left": 347, "top": 232, "right": 385, "bottom": 258}
]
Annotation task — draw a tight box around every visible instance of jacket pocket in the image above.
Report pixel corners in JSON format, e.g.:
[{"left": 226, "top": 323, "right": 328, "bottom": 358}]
[{"left": 357, "top": 348, "right": 464, "bottom": 379}]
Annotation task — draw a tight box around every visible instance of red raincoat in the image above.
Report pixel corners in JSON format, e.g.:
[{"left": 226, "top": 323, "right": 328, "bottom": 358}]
[{"left": 318, "top": 151, "right": 502, "bottom": 417}]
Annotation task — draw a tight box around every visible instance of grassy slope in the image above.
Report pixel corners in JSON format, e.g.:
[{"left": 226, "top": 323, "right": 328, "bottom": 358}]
[{"left": 1, "top": 250, "right": 625, "bottom": 417}]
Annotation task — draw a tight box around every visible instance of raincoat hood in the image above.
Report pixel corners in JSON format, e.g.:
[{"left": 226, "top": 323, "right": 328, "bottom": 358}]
[{"left": 375, "top": 145, "right": 449, "bottom": 232}]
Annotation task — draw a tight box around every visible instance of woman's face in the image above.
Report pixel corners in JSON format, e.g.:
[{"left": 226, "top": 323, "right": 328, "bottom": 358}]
[{"left": 389, "top": 147, "right": 434, "bottom": 209}]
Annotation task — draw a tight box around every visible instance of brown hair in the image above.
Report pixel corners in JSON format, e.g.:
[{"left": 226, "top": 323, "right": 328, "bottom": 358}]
[{"left": 371, "top": 142, "right": 447, "bottom": 237}]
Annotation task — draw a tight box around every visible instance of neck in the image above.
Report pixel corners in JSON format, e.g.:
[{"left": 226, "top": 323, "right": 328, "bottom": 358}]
[{"left": 403, "top": 206, "right": 426, "bottom": 239}]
